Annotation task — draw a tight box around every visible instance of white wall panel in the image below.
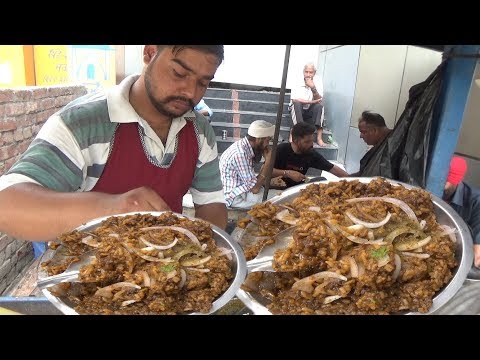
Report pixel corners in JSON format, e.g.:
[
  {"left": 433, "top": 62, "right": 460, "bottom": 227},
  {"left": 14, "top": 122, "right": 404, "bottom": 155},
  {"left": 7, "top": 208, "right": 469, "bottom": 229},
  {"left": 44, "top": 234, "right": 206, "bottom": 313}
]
[
  {"left": 351, "top": 45, "right": 407, "bottom": 129},
  {"left": 396, "top": 46, "right": 442, "bottom": 123},
  {"left": 456, "top": 61, "right": 480, "bottom": 159}
]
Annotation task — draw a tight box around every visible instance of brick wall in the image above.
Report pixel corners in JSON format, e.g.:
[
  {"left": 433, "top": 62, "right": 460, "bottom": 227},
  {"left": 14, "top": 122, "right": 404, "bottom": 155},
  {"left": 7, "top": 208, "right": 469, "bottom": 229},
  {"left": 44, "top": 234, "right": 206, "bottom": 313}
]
[{"left": 0, "top": 85, "right": 88, "bottom": 294}]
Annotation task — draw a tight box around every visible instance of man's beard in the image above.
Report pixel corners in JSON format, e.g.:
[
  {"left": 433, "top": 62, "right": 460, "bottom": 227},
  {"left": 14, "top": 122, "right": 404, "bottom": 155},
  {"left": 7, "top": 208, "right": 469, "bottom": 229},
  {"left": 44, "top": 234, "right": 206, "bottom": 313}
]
[
  {"left": 144, "top": 63, "right": 194, "bottom": 118},
  {"left": 253, "top": 147, "right": 263, "bottom": 163}
]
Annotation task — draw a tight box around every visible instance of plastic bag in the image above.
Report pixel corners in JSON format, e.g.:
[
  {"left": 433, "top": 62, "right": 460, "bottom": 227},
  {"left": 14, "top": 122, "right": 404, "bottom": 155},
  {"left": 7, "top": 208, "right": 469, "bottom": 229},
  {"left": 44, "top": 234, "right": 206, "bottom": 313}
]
[{"left": 360, "top": 61, "right": 446, "bottom": 187}]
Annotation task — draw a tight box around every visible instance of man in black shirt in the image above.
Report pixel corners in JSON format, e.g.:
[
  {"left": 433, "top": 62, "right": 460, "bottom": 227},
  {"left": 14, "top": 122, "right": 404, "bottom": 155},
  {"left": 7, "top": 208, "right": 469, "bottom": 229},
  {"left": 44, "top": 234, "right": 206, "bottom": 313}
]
[
  {"left": 350, "top": 110, "right": 392, "bottom": 176},
  {"left": 273, "top": 122, "right": 348, "bottom": 188}
]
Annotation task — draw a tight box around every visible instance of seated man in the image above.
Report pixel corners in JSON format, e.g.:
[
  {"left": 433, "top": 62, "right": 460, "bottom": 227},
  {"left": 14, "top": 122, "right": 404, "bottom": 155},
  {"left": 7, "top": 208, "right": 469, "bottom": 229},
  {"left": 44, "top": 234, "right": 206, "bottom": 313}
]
[
  {"left": 219, "top": 120, "right": 275, "bottom": 209},
  {"left": 273, "top": 122, "right": 349, "bottom": 188},
  {"left": 350, "top": 110, "right": 392, "bottom": 177},
  {"left": 194, "top": 98, "right": 213, "bottom": 121},
  {"left": 442, "top": 156, "right": 480, "bottom": 268},
  {"left": 290, "top": 62, "right": 326, "bottom": 146}
]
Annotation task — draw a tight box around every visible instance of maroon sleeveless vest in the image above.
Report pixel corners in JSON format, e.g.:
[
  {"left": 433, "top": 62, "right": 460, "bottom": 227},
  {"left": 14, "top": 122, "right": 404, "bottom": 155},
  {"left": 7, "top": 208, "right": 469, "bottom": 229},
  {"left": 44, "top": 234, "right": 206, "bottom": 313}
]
[{"left": 92, "top": 121, "right": 198, "bottom": 213}]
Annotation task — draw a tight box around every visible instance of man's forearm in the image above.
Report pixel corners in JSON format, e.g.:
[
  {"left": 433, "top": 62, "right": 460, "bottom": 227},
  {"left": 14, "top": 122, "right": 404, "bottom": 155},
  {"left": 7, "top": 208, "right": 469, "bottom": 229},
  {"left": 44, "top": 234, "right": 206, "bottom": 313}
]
[
  {"left": 0, "top": 183, "right": 117, "bottom": 241},
  {"left": 194, "top": 202, "right": 228, "bottom": 230},
  {"left": 292, "top": 98, "right": 311, "bottom": 105}
]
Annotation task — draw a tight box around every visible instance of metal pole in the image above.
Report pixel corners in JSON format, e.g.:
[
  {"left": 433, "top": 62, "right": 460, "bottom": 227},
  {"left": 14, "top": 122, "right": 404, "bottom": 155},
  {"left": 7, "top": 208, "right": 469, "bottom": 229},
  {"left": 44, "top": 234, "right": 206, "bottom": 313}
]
[
  {"left": 425, "top": 45, "right": 480, "bottom": 197},
  {"left": 263, "top": 45, "right": 291, "bottom": 201}
]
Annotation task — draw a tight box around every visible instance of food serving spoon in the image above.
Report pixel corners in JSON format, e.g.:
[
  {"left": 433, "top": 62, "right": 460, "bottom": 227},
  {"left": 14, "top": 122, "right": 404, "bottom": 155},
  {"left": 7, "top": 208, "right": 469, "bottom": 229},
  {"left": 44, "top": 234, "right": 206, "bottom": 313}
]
[
  {"left": 246, "top": 227, "right": 295, "bottom": 273},
  {"left": 37, "top": 250, "right": 96, "bottom": 289}
]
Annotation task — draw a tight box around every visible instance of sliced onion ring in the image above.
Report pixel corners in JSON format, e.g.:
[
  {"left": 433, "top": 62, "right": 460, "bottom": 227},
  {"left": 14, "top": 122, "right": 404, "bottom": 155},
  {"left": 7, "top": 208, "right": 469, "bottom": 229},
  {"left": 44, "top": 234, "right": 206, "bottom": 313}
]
[
  {"left": 140, "top": 226, "right": 201, "bottom": 247},
  {"left": 346, "top": 197, "right": 418, "bottom": 224},
  {"left": 439, "top": 225, "right": 457, "bottom": 243},
  {"left": 392, "top": 254, "right": 402, "bottom": 281},
  {"left": 401, "top": 251, "right": 430, "bottom": 259},
  {"left": 394, "top": 236, "right": 431, "bottom": 251},
  {"left": 140, "top": 236, "right": 178, "bottom": 250},
  {"left": 346, "top": 211, "right": 392, "bottom": 229}
]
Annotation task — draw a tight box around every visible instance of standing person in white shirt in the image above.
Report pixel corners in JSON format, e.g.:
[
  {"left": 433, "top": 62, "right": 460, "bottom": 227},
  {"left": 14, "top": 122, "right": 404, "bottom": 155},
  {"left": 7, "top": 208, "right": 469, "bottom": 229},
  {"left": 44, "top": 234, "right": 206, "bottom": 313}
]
[{"left": 289, "top": 62, "right": 326, "bottom": 146}]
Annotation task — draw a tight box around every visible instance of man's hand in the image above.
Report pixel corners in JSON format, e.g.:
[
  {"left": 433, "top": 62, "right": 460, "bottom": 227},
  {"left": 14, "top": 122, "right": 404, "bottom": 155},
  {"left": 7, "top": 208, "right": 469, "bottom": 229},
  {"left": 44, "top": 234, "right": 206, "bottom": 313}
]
[
  {"left": 105, "top": 186, "right": 171, "bottom": 214},
  {"left": 474, "top": 244, "right": 480, "bottom": 268},
  {"left": 286, "top": 170, "right": 306, "bottom": 182},
  {"left": 270, "top": 176, "right": 286, "bottom": 188},
  {"left": 263, "top": 144, "right": 271, "bottom": 158},
  {"left": 304, "top": 76, "right": 315, "bottom": 89}
]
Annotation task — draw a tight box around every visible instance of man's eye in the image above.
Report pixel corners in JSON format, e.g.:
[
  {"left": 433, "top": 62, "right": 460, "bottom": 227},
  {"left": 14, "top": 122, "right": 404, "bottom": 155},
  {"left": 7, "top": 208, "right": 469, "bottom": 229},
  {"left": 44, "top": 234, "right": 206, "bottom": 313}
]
[{"left": 173, "top": 69, "right": 186, "bottom": 78}]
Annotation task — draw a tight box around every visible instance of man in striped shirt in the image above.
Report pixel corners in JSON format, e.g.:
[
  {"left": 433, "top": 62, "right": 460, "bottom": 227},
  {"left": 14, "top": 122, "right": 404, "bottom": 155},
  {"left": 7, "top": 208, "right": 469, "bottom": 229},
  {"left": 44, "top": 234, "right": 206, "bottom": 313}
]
[
  {"left": 0, "top": 45, "right": 228, "bottom": 248},
  {"left": 219, "top": 120, "right": 275, "bottom": 208}
]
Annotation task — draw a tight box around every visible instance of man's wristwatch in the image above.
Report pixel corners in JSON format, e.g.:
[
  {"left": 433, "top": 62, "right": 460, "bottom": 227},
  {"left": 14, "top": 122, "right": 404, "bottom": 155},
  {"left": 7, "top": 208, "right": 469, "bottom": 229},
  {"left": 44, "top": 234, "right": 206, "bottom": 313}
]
[{"left": 311, "top": 87, "right": 317, "bottom": 92}]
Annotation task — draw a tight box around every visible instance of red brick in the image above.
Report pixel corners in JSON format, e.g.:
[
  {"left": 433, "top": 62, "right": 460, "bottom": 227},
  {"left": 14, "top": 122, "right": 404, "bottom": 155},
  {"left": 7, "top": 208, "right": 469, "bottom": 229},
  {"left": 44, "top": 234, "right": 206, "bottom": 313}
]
[
  {"left": 0, "top": 89, "right": 14, "bottom": 104},
  {"left": 5, "top": 103, "right": 26, "bottom": 117},
  {"left": 73, "top": 86, "right": 85, "bottom": 95},
  {"left": 40, "top": 98, "right": 55, "bottom": 110},
  {"left": 4, "top": 157, "right": 17, "bottom": 172},
  {"left": 13, "top": 89, "right": 33, "bottom": 101},
  {"left": 17, "top": 141, "right": 30, "bottom": 154},
  {"left": 14, "top": 115, "right": 27, "bottom": 128},
  {"left": 47, "top": 87, "right": 65, "bottom": 97},
  {"left": 54, "top": 95, "right": 70, "bottom": 107},
  {"left": 32, "top": 88, "right": 48, "bottom": 100},
  {"left": 24, "top": 101, "right": 38, "bottom": 114},
  {"left": 35, "top": 111, "right": 49, "bottom": 123},
  {"left": 24, "top": 113, "right": 35, "bottom": 126},
  {"left": 0, "top": 144, "right": 18, "bottom": 161},
  {"left": 13, "top": 129, "right": 24, "bottom": 142},
  {"left": 22, "top": 126, "right": 33, "bottom": 140},
  {"left": 0, "top": 131, "right": 14, "bottom": 146},
  {"left": 0, "top": 119, "right": 18, "bottom": 132}
]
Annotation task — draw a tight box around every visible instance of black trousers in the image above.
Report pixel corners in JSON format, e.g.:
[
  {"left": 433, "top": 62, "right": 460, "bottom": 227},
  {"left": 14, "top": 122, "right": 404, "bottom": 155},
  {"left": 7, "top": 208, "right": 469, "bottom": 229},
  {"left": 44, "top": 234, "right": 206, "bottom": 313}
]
[{"left": 292, "top": 102, "right": 323, "bottom": 129}]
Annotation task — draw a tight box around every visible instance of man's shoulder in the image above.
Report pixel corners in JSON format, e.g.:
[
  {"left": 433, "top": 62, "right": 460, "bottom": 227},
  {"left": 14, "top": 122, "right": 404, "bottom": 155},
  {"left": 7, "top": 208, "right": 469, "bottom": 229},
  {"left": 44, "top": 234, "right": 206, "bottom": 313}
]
[
  {"left": 463, "top": 182, "right": 480, "bottom": 200},
  {"left": 277, "top": 142, "right": 291, "bottom": 151},
  {"left": 222, "top": 138, "right": 245, "bottom": 156}
]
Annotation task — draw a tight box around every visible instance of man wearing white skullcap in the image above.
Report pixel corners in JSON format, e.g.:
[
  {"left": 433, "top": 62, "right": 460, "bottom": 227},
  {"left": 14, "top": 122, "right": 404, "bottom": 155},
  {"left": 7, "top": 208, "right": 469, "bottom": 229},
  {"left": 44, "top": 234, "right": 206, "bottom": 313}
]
[{"left": 219, "top": 120, "right": 275, "bottom": 208}]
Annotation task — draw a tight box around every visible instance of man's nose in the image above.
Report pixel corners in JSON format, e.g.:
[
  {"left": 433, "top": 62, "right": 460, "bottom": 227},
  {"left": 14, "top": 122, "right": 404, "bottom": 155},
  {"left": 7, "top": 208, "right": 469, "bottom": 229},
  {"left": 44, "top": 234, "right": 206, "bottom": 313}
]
[{"left": 180, "top": 79, "right": 197, "bottom": 100}]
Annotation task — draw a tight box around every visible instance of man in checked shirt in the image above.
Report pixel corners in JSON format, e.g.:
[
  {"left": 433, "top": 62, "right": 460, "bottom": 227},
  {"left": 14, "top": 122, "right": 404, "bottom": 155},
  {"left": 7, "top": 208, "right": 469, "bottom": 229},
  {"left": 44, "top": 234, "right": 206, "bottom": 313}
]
[{"left": 219, "top": 120, "right": 276, "bottom": 209}]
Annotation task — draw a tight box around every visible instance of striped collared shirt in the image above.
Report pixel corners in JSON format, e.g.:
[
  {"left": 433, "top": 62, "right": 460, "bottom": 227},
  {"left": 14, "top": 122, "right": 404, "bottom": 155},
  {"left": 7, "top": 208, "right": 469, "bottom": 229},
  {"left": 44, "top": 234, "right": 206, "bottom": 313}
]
[
  {"left": 0, "top": 74, "right": 225, "bottom": 206},
  {"left": 219, "top": 137, "right": 257, "bottom": 206}
]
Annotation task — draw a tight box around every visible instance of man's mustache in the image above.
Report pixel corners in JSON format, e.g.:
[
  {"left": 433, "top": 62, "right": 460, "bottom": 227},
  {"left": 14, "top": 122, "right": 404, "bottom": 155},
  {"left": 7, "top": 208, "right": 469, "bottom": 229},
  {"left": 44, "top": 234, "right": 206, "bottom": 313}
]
[{"left": 165, "top": 96, "right": 195, "bottom": 108}]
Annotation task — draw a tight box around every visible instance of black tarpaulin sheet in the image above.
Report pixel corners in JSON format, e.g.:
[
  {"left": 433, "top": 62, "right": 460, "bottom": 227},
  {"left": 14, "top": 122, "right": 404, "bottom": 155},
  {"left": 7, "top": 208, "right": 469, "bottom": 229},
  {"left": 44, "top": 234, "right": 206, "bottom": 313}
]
[{"left": 360, "top": 61, "right": 446, "bottom": 187}]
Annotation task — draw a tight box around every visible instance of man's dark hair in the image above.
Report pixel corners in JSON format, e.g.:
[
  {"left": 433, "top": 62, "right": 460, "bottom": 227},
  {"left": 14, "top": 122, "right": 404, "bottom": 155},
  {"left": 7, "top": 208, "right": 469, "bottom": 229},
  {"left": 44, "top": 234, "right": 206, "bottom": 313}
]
[
  {"left": 156, "top": 45, "right": 224, "bottom": 63},
  {"left": 360, "top": 111, "right": 386, "bottom": 127},
  {"left": 291, "top": 122, "right": 316, "bottom": 140}
]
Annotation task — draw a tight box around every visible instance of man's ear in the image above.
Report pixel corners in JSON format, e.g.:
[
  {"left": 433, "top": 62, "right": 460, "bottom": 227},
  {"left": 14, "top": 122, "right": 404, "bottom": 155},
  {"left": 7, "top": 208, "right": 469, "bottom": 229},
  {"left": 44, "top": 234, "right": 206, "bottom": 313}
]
[{"left": 143, "top": 45, "right": 157, "bottom": 64}]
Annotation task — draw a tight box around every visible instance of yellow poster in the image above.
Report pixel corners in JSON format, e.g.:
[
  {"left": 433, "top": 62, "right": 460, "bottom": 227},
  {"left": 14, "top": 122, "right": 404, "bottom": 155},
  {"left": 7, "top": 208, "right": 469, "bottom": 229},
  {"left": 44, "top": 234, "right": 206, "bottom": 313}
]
[
  {"left": 0, "top": 45, "right": 29, "bottom": 87},
  {"left": 33, "top": 45, "right": 69, "bottom": 86}
]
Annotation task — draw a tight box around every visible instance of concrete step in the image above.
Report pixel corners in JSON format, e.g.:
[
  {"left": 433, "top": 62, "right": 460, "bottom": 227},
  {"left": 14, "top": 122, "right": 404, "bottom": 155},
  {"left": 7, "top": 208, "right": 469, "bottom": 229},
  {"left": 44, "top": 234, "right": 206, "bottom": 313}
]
[
  {"left": 205, "top": 87, "right": 291, "bottom": 103},
  {"left": 210, "top": 111, "right": 292, "bottom": 128},
  {"left": 204, "top": 88, "right": 231, "bottom": 98},
  {"left": 211, "top": 122, "right": 290, "bottom": 140},
  {"left": 204, "top": 97, "right": 290, "bottom": 114},
  {"left": 236, "top": 89, "right": 291, "bottom": 103}
]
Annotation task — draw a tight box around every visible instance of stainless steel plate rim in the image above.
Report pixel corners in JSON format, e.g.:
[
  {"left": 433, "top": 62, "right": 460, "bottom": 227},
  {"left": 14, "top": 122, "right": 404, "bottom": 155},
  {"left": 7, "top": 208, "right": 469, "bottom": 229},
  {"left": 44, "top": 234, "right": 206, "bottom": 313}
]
[
  {"left": 234, "top": 177, "right": 474, "bottom": 315},
  {"left": 39, "top": 211, "right": 247, "bottom": 315}
]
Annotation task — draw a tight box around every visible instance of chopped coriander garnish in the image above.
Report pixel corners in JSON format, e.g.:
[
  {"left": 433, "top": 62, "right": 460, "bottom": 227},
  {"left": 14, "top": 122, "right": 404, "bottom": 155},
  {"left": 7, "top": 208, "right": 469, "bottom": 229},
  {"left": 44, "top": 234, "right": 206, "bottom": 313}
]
[
  {"left": 160, "top": 263, "right": 176, "bottom": 273},
  {"left": 370, "top": 246, "right": 389, "bottom": 260}
]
